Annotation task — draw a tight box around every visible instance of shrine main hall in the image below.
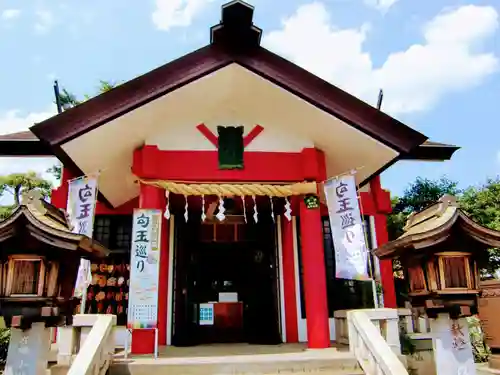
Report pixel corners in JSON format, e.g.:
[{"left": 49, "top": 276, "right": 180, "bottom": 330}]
[{"left": 0, "top": 0, "right": 458, "bottom": 354}]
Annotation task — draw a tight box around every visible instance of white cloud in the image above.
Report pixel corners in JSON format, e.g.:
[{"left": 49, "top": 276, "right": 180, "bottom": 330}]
[
  {"left": 263, "top": 3, "right": 499, "bottom": 116},
  {"left": 1, "top": 9, "right": 21, "bottom": 20},
  {"left": 152, "top": 0, "right": 212, "bottom": 31},
  {"left": 364, "top": 0, "right": 399, "bottom": 13},
  {"left": 0, "top": 106, "right": 56, "bottom": 135},
  {"left": 34, "top": 9, "right": 54, "bottom": 34},
  {"left": 0, "top": 107, "right": 58, "bottom": 196}
]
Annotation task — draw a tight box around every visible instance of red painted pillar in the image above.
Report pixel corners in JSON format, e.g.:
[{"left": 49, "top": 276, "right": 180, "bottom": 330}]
[
  {"left": 281, "top": 216, "right": 298, "bottom": 343},
  {"left": 51, "top": 167, "right": 73, "bottom": 209},
  {"left": 131, "top": 184, "right": 170, "bottom": 353},
  {"left": 299, "top": 199, "right": 330, "bottom": 348},
  {"left": 374, "top": 214, "right": 397, "bottom": 308},
  {"left": 369, "top": 176, "right": 397, "bottom": 309}
]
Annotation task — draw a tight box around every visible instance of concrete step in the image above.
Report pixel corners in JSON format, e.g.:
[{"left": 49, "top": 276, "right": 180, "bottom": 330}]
[{"left": 109, "top": 349, "right": 363, "bottom": 375}]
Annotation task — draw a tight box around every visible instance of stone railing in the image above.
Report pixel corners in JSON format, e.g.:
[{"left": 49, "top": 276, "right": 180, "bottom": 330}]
[
  {"left": 59, "top": 314, "right": 116, "bottom": 375},
  {"left": 335, "top": 308, "right": 402, "bottom": 355},
  {"left": 397, "top": 307, "right": 431, "bottom": 337},
  {"left": 346, "top": 310, "right": 409, "bottom": 375}
]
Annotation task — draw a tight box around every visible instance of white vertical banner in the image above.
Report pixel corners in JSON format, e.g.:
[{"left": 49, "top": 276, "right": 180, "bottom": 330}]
[
  {"left": 67, "top": 175, "right": 99, "bottom": 300},
  {"left": 324, "top": 174, "right": 369, "bottom": 280},
  {"left": 127, "top": 209, "right": 162, "bottom": 329}
]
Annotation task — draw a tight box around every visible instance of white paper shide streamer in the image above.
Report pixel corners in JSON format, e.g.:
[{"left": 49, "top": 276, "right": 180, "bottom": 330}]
[
  {"left": 201, "top": 195, "right": 206, "bottom": 222},
  {"left": 269, "top": 196, "right": 275, "bottom": 222},
  {"left": 216, "top": 196, "right": 226, "bottom": 221},
  {"left": 284, "top": 197, "right": 292, "bottom": 221},
  {"left": 164, "top": 191, "right": 171, "bottom": 219},
  {"left": 184, "top": 195, "right": 189, "bottom": 222},
  {"left": 241, "top": 195, "right": 247, "bottom": 223},
  {"left": 252, "top": 195, "right": 258, "bottom": 223}
]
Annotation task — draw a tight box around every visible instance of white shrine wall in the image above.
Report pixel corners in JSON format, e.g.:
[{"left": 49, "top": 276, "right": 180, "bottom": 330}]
[{"left": 146, "top": 119, "right": 314, "bottom": 153}]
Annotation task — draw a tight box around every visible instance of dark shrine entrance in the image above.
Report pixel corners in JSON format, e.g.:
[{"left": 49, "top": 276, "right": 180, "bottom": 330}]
[{"left": 171, "top": 200, "right": 282, "bottom": 347}]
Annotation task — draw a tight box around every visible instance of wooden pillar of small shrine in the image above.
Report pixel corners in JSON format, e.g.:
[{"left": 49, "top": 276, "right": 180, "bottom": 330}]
[{"left": 372, "top": 195, "right": 500, "bottom": 375}]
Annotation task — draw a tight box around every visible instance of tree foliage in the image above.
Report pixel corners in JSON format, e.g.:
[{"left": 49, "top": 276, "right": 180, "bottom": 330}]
[
  {"left": 0, "top": 172, "right": 52, "bottom": 205},
  {"left": 388, "top": 176, "right": 500, "bottom": 276},
  {"left": 460, "top": 178, "right": 500, "bottom": 275},
  {"left": 460, "top": 178, "right": 500, "bottom": 231},
  {"left": 57, "top": 80, "right": 119, "bottom": 109},
  {"left": 388, "top": 177, "right": 461, "bottom": 240},
  {"left": 0, "top": 171, "right": 53, "bottom": 219},
  {"left": 47, "top": 164, "right": 62, "bottom": 181}
]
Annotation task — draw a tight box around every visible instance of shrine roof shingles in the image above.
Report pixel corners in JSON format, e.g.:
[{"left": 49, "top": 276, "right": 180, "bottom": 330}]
[
  {"left": 0, "top": 190, "right": 109, "bottom": 258},
  {"left": 373, "top": 195, "right": 500, "bottom": 259}
]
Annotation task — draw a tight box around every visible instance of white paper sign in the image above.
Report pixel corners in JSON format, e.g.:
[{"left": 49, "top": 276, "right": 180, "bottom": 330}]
[
  {"left": 324, "top": 174, "right": 369, "bottom": 280},
  {"left": 199, "top": 303, "right": 214, "bottom": 325},
  {"left": 127, "top": 209, "right": 162, "bottom": 329},
  {"left": 219, "top": 292, "right": 238, "bottom": 303},
  {"left": 67, "top": 175, "right": 98, "bottom": 298},
  {"left": 431, "top": 316, "right": 476, "bottom": 375}
]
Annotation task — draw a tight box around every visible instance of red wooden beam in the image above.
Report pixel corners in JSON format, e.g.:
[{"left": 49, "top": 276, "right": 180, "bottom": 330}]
[
  {"left": 243, "top": 125, "right": 264, "bottom": 147},
  {"left": 196, "top": 123, "right": 218, "bottom": 147},
  {"left": 133, "top": 146, "right": 305, "bottom": 182},
  {"left": 196, "top": 123, "right": 264, "bottom": 149}
]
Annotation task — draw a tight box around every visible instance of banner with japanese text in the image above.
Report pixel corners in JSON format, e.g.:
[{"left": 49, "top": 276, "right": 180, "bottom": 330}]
[
  {"left": 67, "top": 175, "right": 99, "bottom": 298},
  {"left": 324, "top": 174, "right": 369, "bottom": 280},
  {"left": 127, "top": 209, "right": 162, "bottom": 329}
]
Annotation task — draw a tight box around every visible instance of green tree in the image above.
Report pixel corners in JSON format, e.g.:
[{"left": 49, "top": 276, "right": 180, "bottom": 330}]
[
  {"left": 388, "top": 176, "right": 461, "bottom": 240},
  {"left": 460, "top": 178, "right": 500, "bottom": 275},
  {"left": 0, "top": 172, "right": 53, "bottom": 219},
  {"left": 0, "top": 172, "right": 52, "bottom": 205},
  {"left": 57, "top": 80, "right": 119, "bottom": 109},
  {"left": 47, "top": 164, "right": 62, "bottom": 181}
]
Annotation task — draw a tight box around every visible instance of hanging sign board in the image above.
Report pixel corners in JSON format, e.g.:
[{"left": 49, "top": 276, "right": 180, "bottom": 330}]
[
  {"left": 67, "top": 175, "right": 98, "bottom": 298},
  {"left": 324, "top": 174, "right": 369, "bottom": 280},
  {"left": 127, "top": 209, "right": 162, "bottom": 329}
]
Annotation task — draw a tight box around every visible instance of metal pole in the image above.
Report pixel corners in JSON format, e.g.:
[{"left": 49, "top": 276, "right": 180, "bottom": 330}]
[
  {"left": 53, "top": 80, "right": 63, "bottom": 114},
  {"left": 377, "top": 89, "right": 384, "bottom": 110},
  {"left": 154, "top": 328, "right": 159, "bottom": 359}
]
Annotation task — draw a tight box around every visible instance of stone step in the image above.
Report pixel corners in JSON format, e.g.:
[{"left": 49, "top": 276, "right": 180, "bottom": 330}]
[{"left": 109, "top": 350, "right": 363, "bottom": 375}]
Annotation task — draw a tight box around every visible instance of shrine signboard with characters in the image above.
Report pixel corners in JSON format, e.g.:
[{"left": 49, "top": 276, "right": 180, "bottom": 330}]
[
  {"left": 324, "top": 174, "right": 369, "bottom": 281},
  {"left": 67, "top": 175, "right": 98, "bottom": 305},
  {"left": 67, "top": 176, "right": 98, "bottom": 237},
  {"left": 127, "top": 209, "right": 162, "bottom": 331}
]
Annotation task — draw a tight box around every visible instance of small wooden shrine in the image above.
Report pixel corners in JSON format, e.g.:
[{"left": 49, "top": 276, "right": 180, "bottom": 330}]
[
  {"left": 0, "top": 190, "right": 109, "bottom": 329},
  {"left": 373, "top": 195, "right": 500, "bottom": 318}
]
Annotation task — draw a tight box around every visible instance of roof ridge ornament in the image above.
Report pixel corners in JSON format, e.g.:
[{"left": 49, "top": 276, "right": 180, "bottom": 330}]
[
  {"left": 403, "top": 194, "right": 459, "bottom": 231},
  {"left": 21, "top": 189, "right": 47, "bottom": 215},
  {"left": 210, "top": 0, "right": 262, "bottom": 50}
]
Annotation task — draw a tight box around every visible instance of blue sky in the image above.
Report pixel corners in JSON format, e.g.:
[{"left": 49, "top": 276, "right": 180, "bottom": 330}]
[{"left": 0, "top": 0, "right": 498, "bottom": 197}]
